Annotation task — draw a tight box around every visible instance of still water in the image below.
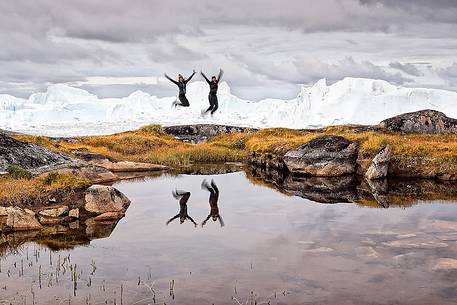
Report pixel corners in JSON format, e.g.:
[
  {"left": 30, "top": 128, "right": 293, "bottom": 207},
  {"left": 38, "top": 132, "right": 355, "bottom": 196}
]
[{"left": 1, "top": 171, "right": 457, "bottom": 305}]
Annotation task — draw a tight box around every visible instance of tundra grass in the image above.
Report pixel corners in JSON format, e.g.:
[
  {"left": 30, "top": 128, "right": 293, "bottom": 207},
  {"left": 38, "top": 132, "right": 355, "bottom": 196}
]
[
  {"left": 0, "top": 172, "right": 89, "bottom": 205},
  {"left": 15, "top": 124, "right": 457, "bottom": 175}
]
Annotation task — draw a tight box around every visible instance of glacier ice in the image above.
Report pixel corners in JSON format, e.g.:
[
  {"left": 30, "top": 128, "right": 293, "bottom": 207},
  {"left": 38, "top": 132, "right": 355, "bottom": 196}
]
[{"left": 1, "top": 77, "right": 456, "bottom": 137}]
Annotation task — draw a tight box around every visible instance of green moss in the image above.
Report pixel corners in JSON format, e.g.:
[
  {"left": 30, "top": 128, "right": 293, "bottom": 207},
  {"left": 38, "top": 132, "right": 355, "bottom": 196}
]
[{"left": 7, "top": 164, "right": 33, "bottom": 180}]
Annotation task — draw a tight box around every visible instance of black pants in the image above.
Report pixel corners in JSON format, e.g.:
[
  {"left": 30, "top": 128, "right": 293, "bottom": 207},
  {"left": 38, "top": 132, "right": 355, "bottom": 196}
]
[
  {"left": 178, "top": 94, "right": 190, "bottom": 107},
  {"left": 205, "top": 94, "right": 218, "bottom": 114}
]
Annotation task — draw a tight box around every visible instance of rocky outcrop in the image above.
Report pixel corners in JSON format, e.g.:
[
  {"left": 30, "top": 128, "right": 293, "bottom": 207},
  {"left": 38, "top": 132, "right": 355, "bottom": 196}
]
[
  {"left": 84, "top": 185, "right": 131, "bottom": 214},
  {"left": 379, "top": 110, "right": 457, "bottom": 134},
  {"left": 0, "top": 132, "right": 71, "bottom": 172},
  {"left": 163, "top": 124, "right": 256, "bottom": 143},
  {"left": 365, "top": 145, "right": 391, "bottom": 180},
  {"left": 0, "top": 132, "right": 119, "bottom": 183},
  {"left": 0, "top": 207, "right": 42, "bottom": 232},
  {"left": 284, "top": 136, "right": 358, "bottom": 177}
]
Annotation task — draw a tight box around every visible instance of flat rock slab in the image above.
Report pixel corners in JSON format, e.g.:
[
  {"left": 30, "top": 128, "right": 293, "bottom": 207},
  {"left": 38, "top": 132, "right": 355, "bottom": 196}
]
[
  {"left": 39, "top": 164, "right": 119, "bottom": 184},
  {"left": 284, "top": 135, "right": 358, "bottom": 177},
  {"left": 379, "top": 109, "right": 457, "bottom": 134},
  {"left": 38, "top": 205, "right": 69, "bottom": 218},
  {"left": 93, "top": 211, "right": 125, "bottom": 222},
  {"left": 92, "top": 159, "right": 168, "bottom": 172}
]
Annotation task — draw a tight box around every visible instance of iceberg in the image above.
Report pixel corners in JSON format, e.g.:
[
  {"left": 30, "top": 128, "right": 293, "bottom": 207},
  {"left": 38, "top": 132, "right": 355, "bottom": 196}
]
[{"left": 1, "top": 77, "right": 456, "bottom": 137}]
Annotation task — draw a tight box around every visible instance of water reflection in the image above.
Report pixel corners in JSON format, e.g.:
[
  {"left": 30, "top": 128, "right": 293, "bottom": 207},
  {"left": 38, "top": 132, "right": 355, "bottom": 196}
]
[
  {"left": 248, "top": 165, "right": 457, "bottom": 208},
  {"left": 201, "top": 179, "right": 224, "bottom": 227},
  {"left": 1, "top": 170, "right": 457, "bottom": 305},
  {"left": 166, "top": 190, "right": 197, "bottom": 227},
  {"left": 0, "top": 218, "right": 121, "bottom": 255}
]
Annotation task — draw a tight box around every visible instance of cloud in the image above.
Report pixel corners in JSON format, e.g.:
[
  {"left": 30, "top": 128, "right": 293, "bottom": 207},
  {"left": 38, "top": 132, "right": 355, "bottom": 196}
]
[
  {"left": 389, "top": 62, "right": 424, "bottom": 77},
  {"left": 0, "top": 1, "right": 456, "bottom": 100},
  {"left": 437, "top": 63, "right": 457, "bottom": 89}
]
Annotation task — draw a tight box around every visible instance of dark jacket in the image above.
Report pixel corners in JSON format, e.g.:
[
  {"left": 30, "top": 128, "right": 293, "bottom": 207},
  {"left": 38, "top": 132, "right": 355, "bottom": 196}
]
[
  {"left": 165, "top": 72, "right": 196, "bottom": 95},
  {"left": 202, "top": 70, "right": 223, "bottom": 95}
]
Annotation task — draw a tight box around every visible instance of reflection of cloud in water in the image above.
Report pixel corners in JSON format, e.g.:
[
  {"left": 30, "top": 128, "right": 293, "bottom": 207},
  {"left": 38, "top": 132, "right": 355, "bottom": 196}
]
[{"left": 1, "top": 170, "right": 457, "bottom": 305}]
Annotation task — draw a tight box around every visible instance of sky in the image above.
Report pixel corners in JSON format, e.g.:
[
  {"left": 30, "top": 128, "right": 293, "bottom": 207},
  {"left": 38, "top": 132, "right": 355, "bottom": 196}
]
[{"left": 1, "top": 0, "right": 457, "bottom": 100}]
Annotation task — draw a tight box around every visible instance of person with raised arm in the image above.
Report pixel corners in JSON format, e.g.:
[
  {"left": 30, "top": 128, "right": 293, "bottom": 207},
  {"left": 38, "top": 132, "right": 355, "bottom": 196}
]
[
  {"left": 201, "top": 69, "right": 223, "bottom": 115},
  {"left": 166, "top": 189, "right": 197, "bottom": 227},
  {"left": 164, "top": 70, "right": 196, "bottom": 108},
  {"left": 201, "top": 179, "right": 224, "bottom": 227}
]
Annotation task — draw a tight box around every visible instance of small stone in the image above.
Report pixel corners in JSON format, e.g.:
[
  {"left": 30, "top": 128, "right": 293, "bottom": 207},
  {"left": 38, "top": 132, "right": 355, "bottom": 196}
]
[
  {"left": 433, "top": 258, "right": 457, "bottom": 270},
  {"left": 68, "top": 208, "right": 80, "bottom": 219}
]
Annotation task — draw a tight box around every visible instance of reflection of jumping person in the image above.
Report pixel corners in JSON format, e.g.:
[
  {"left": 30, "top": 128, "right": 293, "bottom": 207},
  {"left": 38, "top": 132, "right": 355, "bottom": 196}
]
[
  {"left": 201, "top": 179, "right": 224, "bottom": 227},
  {"left": 166, "top": 190, "right": 197, "bottom": 227},
  {"left": 201, "top": 69, "right": 223, "bottom": 115},
  {"left": 164, "top": 70, "right": 196, "bottom": 108}
]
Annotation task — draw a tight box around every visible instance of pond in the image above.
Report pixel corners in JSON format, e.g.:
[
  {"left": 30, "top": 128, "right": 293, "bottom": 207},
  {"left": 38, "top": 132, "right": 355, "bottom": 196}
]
[{"left": 1, "top": 170, "right": 457, "bottom": 305}]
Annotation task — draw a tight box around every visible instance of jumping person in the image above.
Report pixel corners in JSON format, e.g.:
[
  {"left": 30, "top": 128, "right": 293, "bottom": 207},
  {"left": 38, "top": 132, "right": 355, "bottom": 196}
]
[
  {"left": 201, "top": 179, "right": 224, "bottom": 227},
  {"left": 166, "top": 189, "right": 197, "bottom": 227},
  {"left": 164, "top": 70, "right": 196, "bottom": 108},
  {"left": 201, "top": 69, "right": 223, "bottom": 115}
]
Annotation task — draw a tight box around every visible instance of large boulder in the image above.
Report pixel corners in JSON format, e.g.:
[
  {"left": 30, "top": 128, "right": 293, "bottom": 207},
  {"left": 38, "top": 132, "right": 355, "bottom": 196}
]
[
  {"left": 379, "top": 110, "right": 457, "bottom": 134},
  {"left": 284, "top": 136, "right": 358, "bottom": 177},
  {"left": 0, "top": 207, "right": 42, "bottom": 232},
  {"left": 84, "top": 185, "right": 131, "bottom": 214},
  {"left": 365, "top": 145, "right": 391, "bottom": 180}
]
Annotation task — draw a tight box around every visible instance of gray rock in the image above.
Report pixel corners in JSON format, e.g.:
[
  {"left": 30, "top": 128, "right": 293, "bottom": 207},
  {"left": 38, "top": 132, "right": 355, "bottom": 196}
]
[
  {"left": 163, "top": 124, "right": 256, "bottom": 143},
  {"left": 365, "top": 145, "right": 391, "bottom": 180},
  {"left": 0, "top": 132, "right": 71, "bottom": 172},
  {"left": 84, "top": 185, "right": 131, "bottom": 214},
  {"left": 284, "top": 136, "right": 358, "bottom": 177},
  {"left": 379, "top": 109, "right": 457, "bottom": 134}
]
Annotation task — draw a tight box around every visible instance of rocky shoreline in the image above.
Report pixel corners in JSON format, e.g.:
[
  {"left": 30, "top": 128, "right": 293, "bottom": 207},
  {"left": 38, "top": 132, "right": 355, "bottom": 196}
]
[
  {"left": 250, "top": 110, "right": 457, "bottom": 181},
  {"left": 3, "top": 109, "right": 457, "bottom": 236}
]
